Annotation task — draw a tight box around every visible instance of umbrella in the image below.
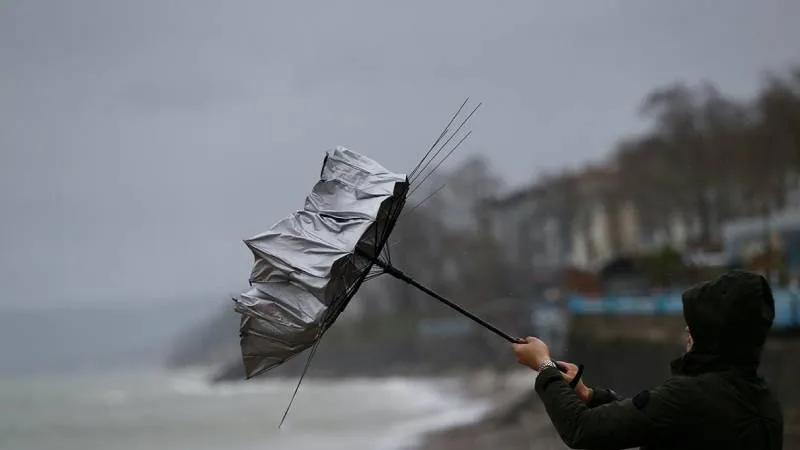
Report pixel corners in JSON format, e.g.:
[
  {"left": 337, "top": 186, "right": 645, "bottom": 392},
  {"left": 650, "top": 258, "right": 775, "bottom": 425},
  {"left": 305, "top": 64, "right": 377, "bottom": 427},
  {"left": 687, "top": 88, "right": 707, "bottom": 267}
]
[
  {"left": 234, "top": 146, "right": 411, "bottom": 378},
  {"left": 232, "top": 100, "right": 576, "bottom": 424}
]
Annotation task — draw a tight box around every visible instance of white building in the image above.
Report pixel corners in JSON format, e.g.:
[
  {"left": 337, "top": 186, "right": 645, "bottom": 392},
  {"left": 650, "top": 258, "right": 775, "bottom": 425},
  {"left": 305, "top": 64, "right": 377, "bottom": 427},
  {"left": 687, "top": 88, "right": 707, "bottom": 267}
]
[
  {"left": 480, "top": 181, "right": 575, "bottom": 276},
  {"left": 721, "top": 208, "right": 800, "bottom": 262}
]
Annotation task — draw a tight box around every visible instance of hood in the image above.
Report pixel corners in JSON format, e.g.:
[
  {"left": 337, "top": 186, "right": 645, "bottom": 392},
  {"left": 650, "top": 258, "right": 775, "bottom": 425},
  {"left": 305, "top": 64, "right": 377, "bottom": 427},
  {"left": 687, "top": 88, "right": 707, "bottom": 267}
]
[{"left": 672, "top": 270, "right": 775, "bottom": 376}]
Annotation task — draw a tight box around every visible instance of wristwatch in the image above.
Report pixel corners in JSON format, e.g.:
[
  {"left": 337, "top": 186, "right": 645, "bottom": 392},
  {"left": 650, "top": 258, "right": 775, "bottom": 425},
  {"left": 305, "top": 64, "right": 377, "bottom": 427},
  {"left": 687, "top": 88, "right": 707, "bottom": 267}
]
[{"left": 537, "top": 360, "right": 559, "bottom": 372}]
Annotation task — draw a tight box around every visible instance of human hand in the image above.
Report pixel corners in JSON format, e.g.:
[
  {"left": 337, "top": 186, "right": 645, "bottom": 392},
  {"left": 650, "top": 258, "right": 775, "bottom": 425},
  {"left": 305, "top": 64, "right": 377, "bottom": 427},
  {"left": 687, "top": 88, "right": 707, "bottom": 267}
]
[
  {"left": 557, "top": 361, "right": 593, "bottom": 403},
  {"left": 511, "top": 336, "right": 550, "bottom": 370}
]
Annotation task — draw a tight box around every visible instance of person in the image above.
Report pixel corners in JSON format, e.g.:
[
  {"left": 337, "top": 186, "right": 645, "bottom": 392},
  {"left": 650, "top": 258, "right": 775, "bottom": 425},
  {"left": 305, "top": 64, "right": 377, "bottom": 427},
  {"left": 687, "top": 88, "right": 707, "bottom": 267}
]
[{"left": 512, "top": 270, "right": 784, "bottom": 449}]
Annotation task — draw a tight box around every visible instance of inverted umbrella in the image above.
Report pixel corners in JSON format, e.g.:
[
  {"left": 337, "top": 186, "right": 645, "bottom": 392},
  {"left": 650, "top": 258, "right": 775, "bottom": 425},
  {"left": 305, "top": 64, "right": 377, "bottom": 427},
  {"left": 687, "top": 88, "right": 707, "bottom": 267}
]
[{"left": 232, "top": 101, "right": 577, "bottom": 424}]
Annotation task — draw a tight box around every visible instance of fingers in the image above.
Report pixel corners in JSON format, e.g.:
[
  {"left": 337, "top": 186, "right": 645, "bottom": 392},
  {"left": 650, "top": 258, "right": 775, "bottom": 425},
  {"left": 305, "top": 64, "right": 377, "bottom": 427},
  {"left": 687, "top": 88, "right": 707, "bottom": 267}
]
[
  {"left": 556, "top": 360, "right": 578, "bottom": 376},
  {"left": 512, "top": 336, "right": 535, "bottom": 348}
]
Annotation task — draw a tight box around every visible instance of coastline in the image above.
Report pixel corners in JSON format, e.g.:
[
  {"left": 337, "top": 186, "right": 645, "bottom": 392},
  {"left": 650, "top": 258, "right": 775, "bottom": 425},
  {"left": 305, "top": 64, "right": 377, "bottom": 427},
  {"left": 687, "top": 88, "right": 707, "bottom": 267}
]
[
  {"left": 413, "top": 369, "right": 800, "bottom": 450},
  {"left": 413, "top": 370, "right": 567, "bottom": 450}
]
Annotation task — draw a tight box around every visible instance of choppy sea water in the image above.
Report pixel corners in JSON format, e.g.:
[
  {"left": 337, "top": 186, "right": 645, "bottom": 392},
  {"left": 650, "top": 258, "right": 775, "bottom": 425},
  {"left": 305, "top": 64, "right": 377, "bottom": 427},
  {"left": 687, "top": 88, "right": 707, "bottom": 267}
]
[{"left": 0, "top": 369, "right": 493, "bottom": 450}]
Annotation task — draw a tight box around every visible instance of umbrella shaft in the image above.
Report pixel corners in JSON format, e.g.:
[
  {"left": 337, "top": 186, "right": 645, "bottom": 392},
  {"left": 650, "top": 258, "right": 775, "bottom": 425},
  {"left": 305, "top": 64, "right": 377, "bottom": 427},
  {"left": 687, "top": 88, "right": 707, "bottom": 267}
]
[{"left": 371, "top": 258, "right": 522, "bottom": 344}]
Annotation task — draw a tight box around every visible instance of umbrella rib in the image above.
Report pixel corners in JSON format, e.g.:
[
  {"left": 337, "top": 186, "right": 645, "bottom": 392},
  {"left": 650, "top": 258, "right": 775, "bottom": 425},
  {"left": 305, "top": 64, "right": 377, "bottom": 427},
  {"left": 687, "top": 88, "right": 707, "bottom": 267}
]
[
  {"left": 365, "top": 270, "right": 385, "bottom": 282},
  {"left": 410, "top": 127, "right": 449, "bottom": 181},
  {"left": 276, "top": 268, "right": 368, "bottom": 428},
  {"left": 372, "top": 213, "right": 392, "bottom": 265},
  {"left": 409, "top": 104, "right": 480, "bottom": 183},
  {"left": 278, "top": 337, "right": 323, "bottom": 429},
  {"left": 386, "top": 100, "right": 478, "bottom": 265},
  {"left": 410, "top": 102, "right": 480, "bottom": 186},
  {"left": 408, "top": 129, "right": 472, "bottom": 198},
  {"left": 376, "top": 179, "right": 410, "bottom": 265},
  {"left": 379, "top": 195, "right": 404, "bottom": 264},
  {"left": 382, "top": 239, "right": 392, "bottom": 264},
  {"left": 405, "top": 183, "right": 446, "bottom": 214},
  {"left": 408, "top": 98, "right": 469, "bottom": 180}
]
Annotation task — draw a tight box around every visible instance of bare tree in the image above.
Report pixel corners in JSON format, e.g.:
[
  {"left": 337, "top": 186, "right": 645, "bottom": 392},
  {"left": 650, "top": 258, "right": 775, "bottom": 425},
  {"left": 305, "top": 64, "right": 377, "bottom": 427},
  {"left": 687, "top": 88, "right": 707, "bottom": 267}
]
[{"left": 753, "top": 69, "right": 800, "bottom": 206}]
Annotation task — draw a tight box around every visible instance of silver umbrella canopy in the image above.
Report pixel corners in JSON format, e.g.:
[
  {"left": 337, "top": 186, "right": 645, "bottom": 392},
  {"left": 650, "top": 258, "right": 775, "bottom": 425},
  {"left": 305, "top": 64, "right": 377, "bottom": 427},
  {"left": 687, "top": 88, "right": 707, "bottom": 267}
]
[{"left": 234, "top": 146, "right": 409, "bottom": 379}]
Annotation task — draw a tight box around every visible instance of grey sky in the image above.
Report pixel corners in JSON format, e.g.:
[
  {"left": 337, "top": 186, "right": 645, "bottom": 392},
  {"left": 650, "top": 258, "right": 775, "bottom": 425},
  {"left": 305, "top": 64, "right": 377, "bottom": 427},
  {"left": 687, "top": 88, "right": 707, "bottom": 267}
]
[{"left": 1, "top": 0, "right": 799, "bottom": 309}]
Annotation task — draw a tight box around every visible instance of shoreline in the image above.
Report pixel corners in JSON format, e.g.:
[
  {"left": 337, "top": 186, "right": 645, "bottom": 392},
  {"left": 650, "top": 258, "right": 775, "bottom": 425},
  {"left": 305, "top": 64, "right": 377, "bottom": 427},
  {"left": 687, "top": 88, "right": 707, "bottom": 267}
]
[
  {"left": 207, "top": 365, "right": 566, "bottom": 449},
  {"left": 413, "top": 370, "right": 567, "bottom": 450},
  {"left": 205, "top": 365, "right": 569, "bottom": 449}
]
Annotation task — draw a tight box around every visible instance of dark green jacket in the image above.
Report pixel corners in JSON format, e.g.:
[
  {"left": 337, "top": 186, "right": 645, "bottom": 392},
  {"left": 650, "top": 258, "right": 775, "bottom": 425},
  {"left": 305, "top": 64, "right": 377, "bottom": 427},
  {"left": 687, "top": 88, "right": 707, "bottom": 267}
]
[{"left": 535, "top": 271, "right": 784, "bottom": 449}]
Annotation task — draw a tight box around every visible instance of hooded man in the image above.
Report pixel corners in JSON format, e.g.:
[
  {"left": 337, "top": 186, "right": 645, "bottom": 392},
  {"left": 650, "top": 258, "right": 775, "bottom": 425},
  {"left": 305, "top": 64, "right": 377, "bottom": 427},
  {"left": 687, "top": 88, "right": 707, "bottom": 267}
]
[{"left": 512, "top": 270, "right": 784, "bottom": 449}]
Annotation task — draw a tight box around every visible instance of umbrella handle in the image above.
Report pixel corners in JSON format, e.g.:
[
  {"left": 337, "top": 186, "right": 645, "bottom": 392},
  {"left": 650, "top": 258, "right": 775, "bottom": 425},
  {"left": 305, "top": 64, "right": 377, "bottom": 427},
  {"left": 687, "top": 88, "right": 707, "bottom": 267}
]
[
  {"left": 370, "top": 258, "right": 569, "bottom": 373},
  {"left": 374, "top": 259, "right": 520, "bottom": 342}
]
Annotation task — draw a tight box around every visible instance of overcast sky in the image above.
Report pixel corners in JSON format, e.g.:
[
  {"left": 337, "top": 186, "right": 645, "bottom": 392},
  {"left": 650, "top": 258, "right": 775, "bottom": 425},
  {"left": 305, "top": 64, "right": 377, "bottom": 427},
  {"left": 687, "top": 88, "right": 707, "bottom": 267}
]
[{"left": 1, "top": 0, "right": 799, "bottom": 309}]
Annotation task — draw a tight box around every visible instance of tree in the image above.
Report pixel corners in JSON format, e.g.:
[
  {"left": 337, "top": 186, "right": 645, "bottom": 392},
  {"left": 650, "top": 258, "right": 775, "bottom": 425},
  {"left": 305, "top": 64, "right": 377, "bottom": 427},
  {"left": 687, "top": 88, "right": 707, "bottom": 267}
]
[{"left": 753, "top": 68, "right": 800, "bottom": 207}]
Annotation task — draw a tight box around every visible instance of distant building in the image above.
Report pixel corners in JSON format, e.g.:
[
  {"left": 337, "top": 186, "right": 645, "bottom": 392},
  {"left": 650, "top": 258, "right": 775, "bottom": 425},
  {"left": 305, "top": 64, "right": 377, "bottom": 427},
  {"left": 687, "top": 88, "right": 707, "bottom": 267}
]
[
  {"left": 567, "top": 164, "right": 631, "bottom": 270},
  {"left": 721, "top": 208, "right": 800, "bottom": 278},
  {"left": 479, "top": 177, "right": 576, "bottom": 289},
  {"left": 480, "top": 164, "right": 647, "bottom": 276}
]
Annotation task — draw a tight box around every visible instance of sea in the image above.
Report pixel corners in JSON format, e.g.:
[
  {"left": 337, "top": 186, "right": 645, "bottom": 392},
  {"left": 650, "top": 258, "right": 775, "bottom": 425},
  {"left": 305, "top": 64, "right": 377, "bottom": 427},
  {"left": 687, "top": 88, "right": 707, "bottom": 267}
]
[{"left": 0, "top": 369, "right": 494, "bottom": 450}]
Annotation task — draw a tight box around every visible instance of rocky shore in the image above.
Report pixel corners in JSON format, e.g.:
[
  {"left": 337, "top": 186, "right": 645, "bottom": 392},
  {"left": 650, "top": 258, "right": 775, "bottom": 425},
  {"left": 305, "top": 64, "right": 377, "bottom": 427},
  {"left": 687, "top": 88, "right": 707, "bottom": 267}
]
[{"left": 416, "top": 370, "right": 567, "bottom": 450}]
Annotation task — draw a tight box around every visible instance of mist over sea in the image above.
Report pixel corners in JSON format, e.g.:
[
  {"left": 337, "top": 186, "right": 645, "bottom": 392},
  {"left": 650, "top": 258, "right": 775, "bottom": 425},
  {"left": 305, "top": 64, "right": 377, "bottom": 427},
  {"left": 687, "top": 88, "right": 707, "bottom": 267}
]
[{"left": 0, "top": 368, "right": 492, "bottom": 450}]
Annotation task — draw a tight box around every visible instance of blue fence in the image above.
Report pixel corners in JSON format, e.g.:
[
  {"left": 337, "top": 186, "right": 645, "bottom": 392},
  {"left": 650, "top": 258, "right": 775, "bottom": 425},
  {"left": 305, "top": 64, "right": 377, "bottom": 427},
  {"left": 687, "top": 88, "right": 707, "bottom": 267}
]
[{"left": 568, "top": 289, "right": 800, "bottom": 329}]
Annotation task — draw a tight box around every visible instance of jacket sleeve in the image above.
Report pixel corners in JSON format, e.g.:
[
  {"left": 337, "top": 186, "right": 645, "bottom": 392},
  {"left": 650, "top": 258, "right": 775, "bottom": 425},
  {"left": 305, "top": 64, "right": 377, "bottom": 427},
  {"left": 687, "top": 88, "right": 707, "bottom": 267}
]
[{"left": 535, "top": 367, "right": 689, "bottom": 449}]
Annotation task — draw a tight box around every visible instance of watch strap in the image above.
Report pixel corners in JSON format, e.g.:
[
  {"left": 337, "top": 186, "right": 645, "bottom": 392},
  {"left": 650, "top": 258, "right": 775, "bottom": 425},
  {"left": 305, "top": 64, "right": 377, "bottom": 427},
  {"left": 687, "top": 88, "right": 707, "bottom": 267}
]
[
  {"left": 537, "top": 360, "right": 558, "bottom": 372},
  {"left": 537, "top": 360, "right": 586, "bottom": 389}
]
